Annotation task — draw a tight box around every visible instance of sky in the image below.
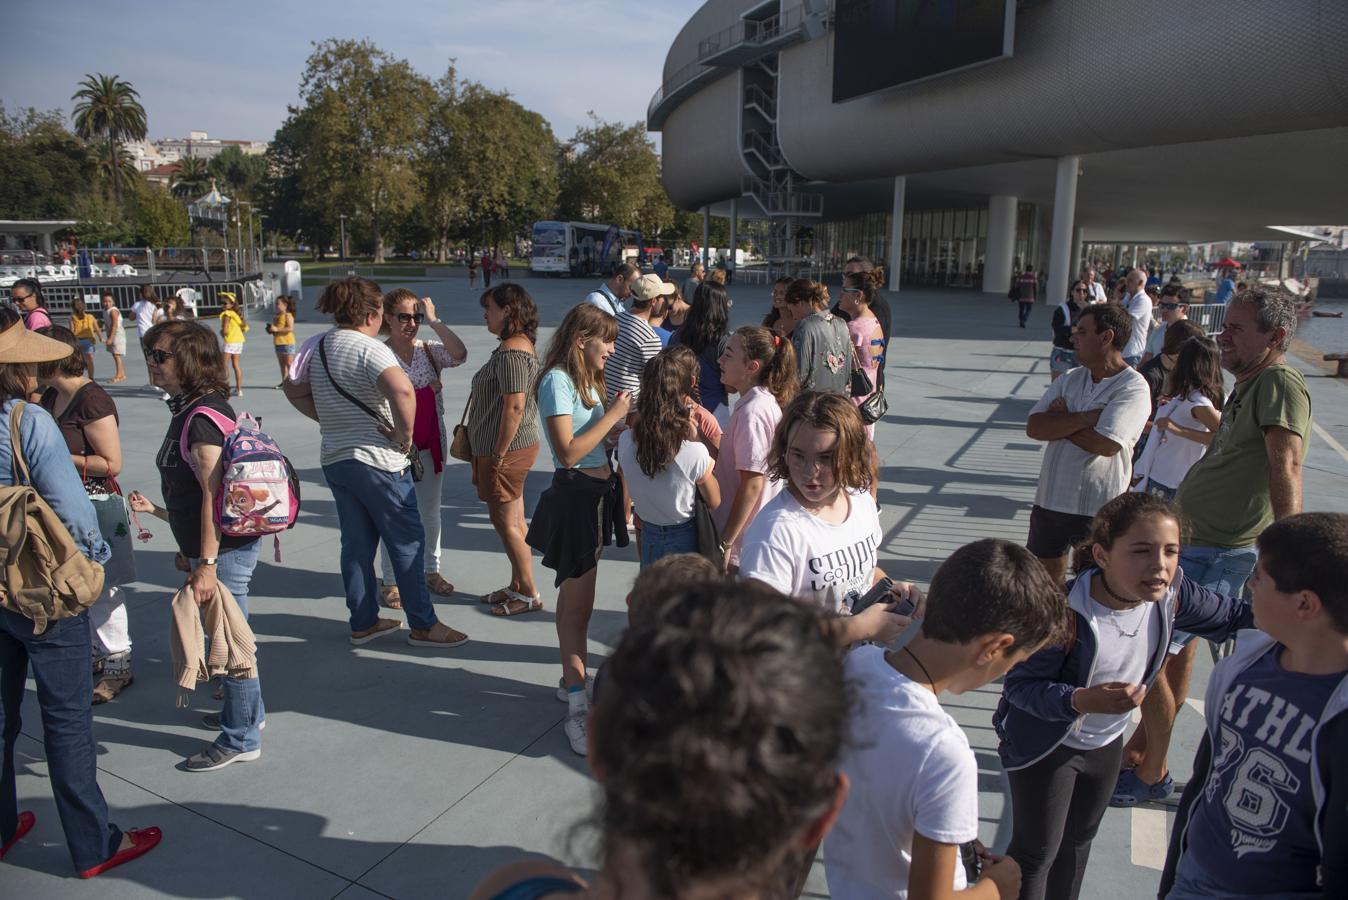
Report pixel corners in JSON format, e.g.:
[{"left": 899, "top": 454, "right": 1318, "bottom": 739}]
[{"left": 4, "top": 0, "right": 703, "bottom": 146}]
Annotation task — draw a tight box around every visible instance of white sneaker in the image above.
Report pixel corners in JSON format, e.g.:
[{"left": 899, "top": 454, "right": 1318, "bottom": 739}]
[
  {"left": 564, "top": 710, "right": 588, "bottom": 756},
  {"left": 555, "top": 672, "right": 595, "bottom": 703}
]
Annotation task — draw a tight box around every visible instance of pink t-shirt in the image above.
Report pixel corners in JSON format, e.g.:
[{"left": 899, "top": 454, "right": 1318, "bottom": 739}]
[{"left": 714, "top": 385, "right": 784, "bottom": 565}]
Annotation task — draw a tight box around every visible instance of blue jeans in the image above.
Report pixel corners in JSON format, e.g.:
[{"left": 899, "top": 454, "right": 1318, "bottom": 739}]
[
  {"left": 199, "top": 542, "right": 265, "bottom": 753},
  {"left": 639, "top": 518, "right": 698, "bottom": 569},
  {"left": 1166, "top": 850, "right": 1320, "bottom": 899},
  {"left": 323, "top": 459, "right": 438, "bottom": 633},
  {"left": 1171, "top": 544, "right": 1257, "bottom": 652},
  {"left": 0, "top": 609, "right": 121, "bottom": 872}
]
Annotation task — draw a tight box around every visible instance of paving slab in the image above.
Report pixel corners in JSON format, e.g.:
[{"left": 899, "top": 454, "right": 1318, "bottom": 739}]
[{"left": 7, "top": 273, "right": 1347, "bottom": 898}]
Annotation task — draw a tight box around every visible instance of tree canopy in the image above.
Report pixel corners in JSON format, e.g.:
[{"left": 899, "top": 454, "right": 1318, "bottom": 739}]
[{"left": 71, "top": 73, "right": 148, "bottom": 208}]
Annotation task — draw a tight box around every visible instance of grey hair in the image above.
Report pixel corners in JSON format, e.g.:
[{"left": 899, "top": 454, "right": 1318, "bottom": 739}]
[{"left": 1232, "top": 286, "right": 1298, "bottom": 351}]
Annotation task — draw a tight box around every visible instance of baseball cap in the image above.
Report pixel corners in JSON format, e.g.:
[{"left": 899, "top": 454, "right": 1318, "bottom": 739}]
[{"left": 630, "top": 274, "right": 677, "bottom": 303}]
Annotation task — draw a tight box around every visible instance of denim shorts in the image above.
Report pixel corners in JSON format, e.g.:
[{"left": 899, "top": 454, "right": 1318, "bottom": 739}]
[
  {"left": 78, "top": 338, "right": 95, "bottom": 354},
  {"left": 638, "top": 517, "right": 698, "bottom": 569},
  {"left": 1169, "top": 544, "right": 1257, "bottom": 654}
]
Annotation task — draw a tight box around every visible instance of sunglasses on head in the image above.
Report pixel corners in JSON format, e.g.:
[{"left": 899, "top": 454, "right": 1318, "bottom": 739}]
[
  {"left": 395, "top": 312, "right": 425, "bottom": 324},
  {"left": 144, "top": 348, "right": 175, "bottom": 364}
]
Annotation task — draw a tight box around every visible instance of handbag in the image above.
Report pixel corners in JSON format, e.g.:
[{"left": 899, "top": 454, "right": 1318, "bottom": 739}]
[
  {"left": 694, "top": 488, "right": 724, "bottom": 570},
  {"left": 849, "top": 346, "right": 874, "bottom": 398},
  {"left": 450, "top": 395, "right": 473, "bottom": 462},
  {"left": 317, "top": 336, "right": 424, "bottom": 481},
  {"left": 858, "top": 386, "right": 888, "bottom": 424},
  {"left": 87, "top": 478, "right": 136, "bottom": 588}
]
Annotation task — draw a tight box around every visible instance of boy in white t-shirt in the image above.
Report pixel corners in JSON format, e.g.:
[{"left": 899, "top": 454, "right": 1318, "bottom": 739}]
[{"left": 824, "top": 539, "right": 1068, "bottom": 900}]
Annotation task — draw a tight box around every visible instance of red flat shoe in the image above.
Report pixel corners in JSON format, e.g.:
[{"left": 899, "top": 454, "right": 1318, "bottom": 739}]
[
  {"left": 0, "top": 810, "right": 36, "bottom": 860},
  {"left": 79, "top": 826, "right": 162, "bottom": 878}
]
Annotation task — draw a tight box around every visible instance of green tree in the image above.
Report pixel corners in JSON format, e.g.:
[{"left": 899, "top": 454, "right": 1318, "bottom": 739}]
[
  {"left": 296, "top": 39, "right": 433, "bottom": 262},
  {"left": 71, "top": 73, "right": 148, "bottom": 208},
  {"left": 93, "top": 139, "right": 141, "bottom": 192},
  {"left": 0, "top": 104, "right": 98, "bottom": 218},
  {"left": 261, "top": 105, "right": 343, "bottom": 259},
  {"left": 129, "top": 184, "right": 191, "bottom": 246},
  {"left": 171, "top": 155, "right": 211, "bottom": 200},
  {"left": 557, "top": 116, "right": 670, "bottom": 234},
  {"left": 72, "top": 190, "right": 132, "bottom": 246},
  {"left": 208, "top": 145, "right": 268, "bottom": 201}
]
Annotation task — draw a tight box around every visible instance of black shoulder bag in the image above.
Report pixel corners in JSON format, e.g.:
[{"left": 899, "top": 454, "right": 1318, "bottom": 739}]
[{"left": 317, "top": 335, "right": 424, "bottom": 481}]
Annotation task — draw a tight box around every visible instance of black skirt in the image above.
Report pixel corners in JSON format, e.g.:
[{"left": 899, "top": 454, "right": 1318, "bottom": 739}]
[{"left": 527, "top": 468, "right": 629, "bottom": 586}]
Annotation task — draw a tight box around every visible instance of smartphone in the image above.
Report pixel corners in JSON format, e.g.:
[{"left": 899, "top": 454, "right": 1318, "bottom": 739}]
[{"left": 850, "top": 577, "right": 894, "bottom": 616}]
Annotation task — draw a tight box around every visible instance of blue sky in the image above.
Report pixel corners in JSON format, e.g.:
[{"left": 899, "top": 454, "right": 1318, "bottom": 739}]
[{"left": 4, "top": 0, "right": 702, "bottom": 145}]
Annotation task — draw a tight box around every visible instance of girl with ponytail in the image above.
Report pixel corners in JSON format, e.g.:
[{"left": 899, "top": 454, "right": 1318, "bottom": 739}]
[{"left": 711, "top": 325, "right": 797, "bottom": 571}]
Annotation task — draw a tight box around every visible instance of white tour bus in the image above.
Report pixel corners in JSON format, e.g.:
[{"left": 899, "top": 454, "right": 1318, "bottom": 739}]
[{"left": 531, "top": 221, "right": 642, "bottom": 277}]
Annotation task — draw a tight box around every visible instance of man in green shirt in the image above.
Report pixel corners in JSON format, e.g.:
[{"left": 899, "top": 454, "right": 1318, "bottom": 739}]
[{"left": 1112, "top": 287, "right": 1311, "bottom": 807}]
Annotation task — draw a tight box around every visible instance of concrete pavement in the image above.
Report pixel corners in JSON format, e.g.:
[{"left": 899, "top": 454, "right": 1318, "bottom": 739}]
[{"left": 7, "top": 273, "right": 1348, "bottom": 898}]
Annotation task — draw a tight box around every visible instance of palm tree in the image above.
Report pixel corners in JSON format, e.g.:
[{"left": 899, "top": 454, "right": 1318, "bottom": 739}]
[
  {"left": 71, "top": 73, "right": 148, "bottom": 207},
  {"left": 171, "top": 156, "right": 211, "bottom": 199},
  {"left": 94, "top": 140, "right": 141, "bottom": 191}
]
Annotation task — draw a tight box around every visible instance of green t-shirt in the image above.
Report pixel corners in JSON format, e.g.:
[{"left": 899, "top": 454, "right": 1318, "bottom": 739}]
[{"left": 1176, "top": 363, "right": 1311, "bottom": 548}]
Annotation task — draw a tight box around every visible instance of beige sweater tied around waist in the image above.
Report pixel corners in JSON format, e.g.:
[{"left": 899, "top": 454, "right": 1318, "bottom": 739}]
[{"left": 169, "top": 581, "right": 257, "bottom": 707}]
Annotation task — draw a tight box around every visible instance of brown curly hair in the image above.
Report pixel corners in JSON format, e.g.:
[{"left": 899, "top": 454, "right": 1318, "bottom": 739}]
[
  {"left": 141, "top": 320, "right": 229, "bottom": 399},
  {"left": 631, "top": 352, "right": 696, "bottom": 478},
  {"left": 785, "top": 278, "right": 829, "bottom": 310},
  {"left": 316, "top": 276, "right": 383, "bottom": 327},
  {"left": 768, "top": 391, "right": 873, "bottom": 492},
  {"left": 481, "top": 283, "right": 539, "bottom": 344}
]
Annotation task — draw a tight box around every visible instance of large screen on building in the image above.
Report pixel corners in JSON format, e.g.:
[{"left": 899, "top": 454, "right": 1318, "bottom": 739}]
[{"left": 832, "top": 0, "right": 1016, "bottom": 103}]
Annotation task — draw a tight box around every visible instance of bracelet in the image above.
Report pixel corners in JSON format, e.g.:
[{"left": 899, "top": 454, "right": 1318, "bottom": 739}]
[{"left": 198, "top": 557, "right": 218, "bottom": 567}]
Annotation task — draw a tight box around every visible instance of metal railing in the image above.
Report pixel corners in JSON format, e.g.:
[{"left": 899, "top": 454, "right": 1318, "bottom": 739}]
[
  {"left": 744, "top": 83, "right": 777, "bottom": 117},
  {"left": 40, "top": 280, "right": 266, "bottom": 319},
  {"left": 1184, "top": 303, "right": 1228, "bottom": 334},
  {"left": 744, "top": 130, "right": 787, "bottom": 169},
  {"left": 741, "top": 175, "right": 825, "bottom": 217}
]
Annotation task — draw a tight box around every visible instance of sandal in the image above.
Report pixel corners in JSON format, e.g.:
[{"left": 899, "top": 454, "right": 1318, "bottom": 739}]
[
  {"left": 407, "top": 624, "right": 469, "bottom": 648},
  {"left": 92, "top": 673, "right": 134, "bottom": 705},
  {"left": 426, "top": 573, "right": 456, "bottom": 597},
  {"left": 380, "top": 585, "right": 402, "bottom": 610},
  {"left": 1109, "top": 770, "right": 1174, "bottom": 807},
  {"left": 351, "top": 618, "right": 403, "bottom": 645},
  {"left": 490, "top": 589, "right": 543, "bottom": 617}
]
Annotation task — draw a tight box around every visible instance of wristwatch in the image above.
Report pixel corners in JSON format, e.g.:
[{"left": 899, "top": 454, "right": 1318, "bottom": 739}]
[{"left": 198, "top": 557, "right": 218, "bottom": 567}]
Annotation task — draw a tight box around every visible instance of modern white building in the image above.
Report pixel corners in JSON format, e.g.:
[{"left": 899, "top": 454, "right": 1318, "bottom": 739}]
[{"left": 649, "top": 0, "right": 1348, "bottom": 300}]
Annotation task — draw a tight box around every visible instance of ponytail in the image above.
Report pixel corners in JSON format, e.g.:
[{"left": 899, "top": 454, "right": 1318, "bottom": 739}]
[
  {"left": 1070, "top": 493, "right": 1184, "bottom": 576},
  {"left": 734, "top": 325, "right": 797, "bottom": 406}
]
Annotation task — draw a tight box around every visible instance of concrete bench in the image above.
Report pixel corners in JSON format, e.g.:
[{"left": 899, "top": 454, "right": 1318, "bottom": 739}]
[{"left": 1326, "top": 353, "right": 1348, "bottom": 377}]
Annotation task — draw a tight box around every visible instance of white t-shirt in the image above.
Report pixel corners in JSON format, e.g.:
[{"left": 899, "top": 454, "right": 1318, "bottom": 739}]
[
  {"left": 617, "top": 431, "right": 712, "bottom": 526},
  {"left": 739, "top": 488, "right": 881, "bottom": 615},
  {"left": 132, "top": 299, "right": 159, "bottom": 333},
  {"left": 1123, "top": 292, "right": 1153, "bottom": 359},
  {"left": 1132, "top": 390, "right": 1217, "bottom": 491},
  {"left": 1029, "top": 365, "right": 1151, "bottom": 517},
  {"left": 305, "top": 329, "right": 408, "bottom": 471},
  {"left": 1144, "top": 321, "right": 1167, "bottom": 359},
  {"left": 824, "top": 645, "right": 979, "bottom": 900},
  {"left": 582, "top": 284, "right": 624, "bottom": 317},
  {"left": 1063, "top": 592, "right": 1160, "bottom": 751},
  {"left": 1087, "top": 282, "right": 1107, "bottom": 304},
  {"left": 713, "top": 386, "right": 783, "bottom": 565}
]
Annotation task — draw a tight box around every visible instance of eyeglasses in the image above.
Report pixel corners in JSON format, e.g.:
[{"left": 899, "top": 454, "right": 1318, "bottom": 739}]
[
  {"left": 9, "top": 293, "right": 32, "bottom": 304},
  {"left": 395, "top": 312, "right": 425, "bottom": 324},
  {"left": 144, "top": 348, "right": 176, "bottom": 364}
]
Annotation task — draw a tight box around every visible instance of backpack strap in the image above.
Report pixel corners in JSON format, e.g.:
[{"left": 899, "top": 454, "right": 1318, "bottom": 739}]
[
  {"left": 178, "top": 405, "right": 237, "bottom": 472},
  {"left": 8, "top": 401, "right": 30, "bottom": 487}
]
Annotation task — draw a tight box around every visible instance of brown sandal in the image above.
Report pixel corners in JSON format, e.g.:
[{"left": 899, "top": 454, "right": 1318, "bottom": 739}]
[
  {"left": 92, "top": 673, "right": 134, "bottom": 705},
  {"left": 380, "top": 585, "right": 402, "bottom": 610},
  {"left": 426, "top": 573, "right": 456, "bottom": 597},
  {"left": 488, "top": 588, "right": 544, "bottom": 617}
]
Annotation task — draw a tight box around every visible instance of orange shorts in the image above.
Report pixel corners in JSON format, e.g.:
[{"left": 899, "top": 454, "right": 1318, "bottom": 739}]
[{"left": 471, "top": 444, "right": 538, "bottom": 504}]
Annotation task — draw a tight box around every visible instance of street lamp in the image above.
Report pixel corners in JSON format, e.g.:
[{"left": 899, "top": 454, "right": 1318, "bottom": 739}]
[
  {"left": 240, "top": 201, "right": 255, "bottom": 272},
  {"left": 339, "top": 214, "right": 349, "bottom": 261},
  {"left": 257, "top": 214, "right": 269, "bottom": 259}
]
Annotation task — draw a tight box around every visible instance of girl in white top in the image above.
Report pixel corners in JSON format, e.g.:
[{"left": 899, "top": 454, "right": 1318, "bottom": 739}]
[
  {"left": 617, "top": 351, "right": 720, "bottom": 568},
  {"left": 1131, "top": 335, "right": 1223, "bottom": 500},
  {"left": 713, "top": 325, "right": 797, "bottom": 570},
  {"left": 739, "top": 391, "right": 920, "bottom": 648}
]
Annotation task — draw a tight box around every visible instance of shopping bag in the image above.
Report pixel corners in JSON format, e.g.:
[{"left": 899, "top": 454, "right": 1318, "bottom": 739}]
[{"left": 88, "top": 492, "right": 137, "bottom": 587}]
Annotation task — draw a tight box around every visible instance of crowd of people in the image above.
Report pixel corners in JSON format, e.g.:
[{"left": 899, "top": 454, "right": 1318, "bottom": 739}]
[{"left": 0, "top": 261, "right": 1342, "bottom": 900}]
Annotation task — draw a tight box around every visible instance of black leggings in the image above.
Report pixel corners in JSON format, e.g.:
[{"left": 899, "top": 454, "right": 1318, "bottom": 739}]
[{"left": 1006, "top": 737, "right": 1123, "bottom": 900}]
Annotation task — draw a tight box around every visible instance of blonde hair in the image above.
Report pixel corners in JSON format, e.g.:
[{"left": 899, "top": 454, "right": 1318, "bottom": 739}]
[
  {"left": 768, "top": 391, "right": 873, "bottom": 492},
  {"left": 535, "top": 303, "right": 619, "bottom": 410}
]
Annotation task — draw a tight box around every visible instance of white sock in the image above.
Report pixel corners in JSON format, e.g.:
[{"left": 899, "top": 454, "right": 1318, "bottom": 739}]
[{"left": 567, "top": 685, "right": 589, "bottom": 717}]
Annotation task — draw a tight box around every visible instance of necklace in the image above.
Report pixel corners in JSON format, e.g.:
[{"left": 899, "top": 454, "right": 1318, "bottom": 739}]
[
  {"left": 1096, "top": 573, "right": 1148, "bottom": 638},
  {"left": 903, "top": 647, "right": 935, "bottom": 687}
]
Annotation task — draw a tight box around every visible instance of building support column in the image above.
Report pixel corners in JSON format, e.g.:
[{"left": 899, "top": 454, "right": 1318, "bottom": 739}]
[
  {"left": 982, "top": 194, "right": 1018, "bottom": 294},
  {"left": 1069, "top": 226, "right": 1084, "bottom": 288},
  {"left": 702, "top": 207, "right": 711, "bottom": 266},
  {"left": 728, "top": 200, "right": 738, "bottom": 274},
  {"left": 888, "top": 176, "right": 906, "bottom": 292},
  {"left": 1046, "top": 156, "right": 1080, "bottom": 305}
]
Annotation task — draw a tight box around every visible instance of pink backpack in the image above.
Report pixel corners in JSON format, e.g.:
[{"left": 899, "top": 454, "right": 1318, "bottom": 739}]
[{"left": 180, "top": 407, "right": 301, "bottom": 560}]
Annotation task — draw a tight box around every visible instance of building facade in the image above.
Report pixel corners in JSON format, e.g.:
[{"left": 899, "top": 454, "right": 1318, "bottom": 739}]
[{"left": 649, "top": 0, "right": 1348, "bottom": 299}]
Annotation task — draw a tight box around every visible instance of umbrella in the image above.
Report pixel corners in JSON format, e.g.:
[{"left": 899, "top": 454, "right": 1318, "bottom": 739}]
[{"left": 1211, "top": 257, "right": 1242, "bottom": 269}]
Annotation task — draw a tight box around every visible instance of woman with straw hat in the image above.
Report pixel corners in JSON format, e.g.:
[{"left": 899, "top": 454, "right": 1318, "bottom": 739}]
[{"left": 0, "top": 311, "right": 161, "bottom": 877}]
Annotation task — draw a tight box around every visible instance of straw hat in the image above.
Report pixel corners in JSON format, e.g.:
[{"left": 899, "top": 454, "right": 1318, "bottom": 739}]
[{"left": 0, "top": 321, "right": 74, "bottom": 364}]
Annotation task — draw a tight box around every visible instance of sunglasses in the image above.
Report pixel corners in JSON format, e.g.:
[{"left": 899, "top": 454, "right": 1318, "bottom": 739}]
[
  {"left": 1072, "top": 287, "right": 1088, "bottom": 293},
  {"left": 144, "top": 348, "right": 176, "bottom": 364},
  {"left": 840, "top": 286, "right": 862, "bottom": 294},
  {"left": 395, "top": 312, "right": 425, "bottom": 324},
  {"left": 9, "top": 294, "right": 32, "bottom": 304},
  {"left": 1159, "top": 302, "right": 1183, "bottom": 310}
]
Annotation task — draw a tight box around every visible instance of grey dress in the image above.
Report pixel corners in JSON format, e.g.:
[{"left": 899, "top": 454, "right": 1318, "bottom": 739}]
[{"left": 792, "top": 311, "right": 852, "bottom": 395}]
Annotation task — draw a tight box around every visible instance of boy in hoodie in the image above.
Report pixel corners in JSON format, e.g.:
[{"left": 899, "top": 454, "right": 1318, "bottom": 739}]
[{"left": 1161, "top": 512, "right": 1348, "bottom": 899}]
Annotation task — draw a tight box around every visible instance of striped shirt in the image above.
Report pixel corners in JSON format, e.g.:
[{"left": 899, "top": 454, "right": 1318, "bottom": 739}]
[
  {"left": 467, "top": 347, "right": 541, "bottom": 457},
  {"left": 308, "top": 329, "right": 408, "bottom": 471},
  {"left": 605, "top": 311, "right": 662, "bottom": 401}
]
